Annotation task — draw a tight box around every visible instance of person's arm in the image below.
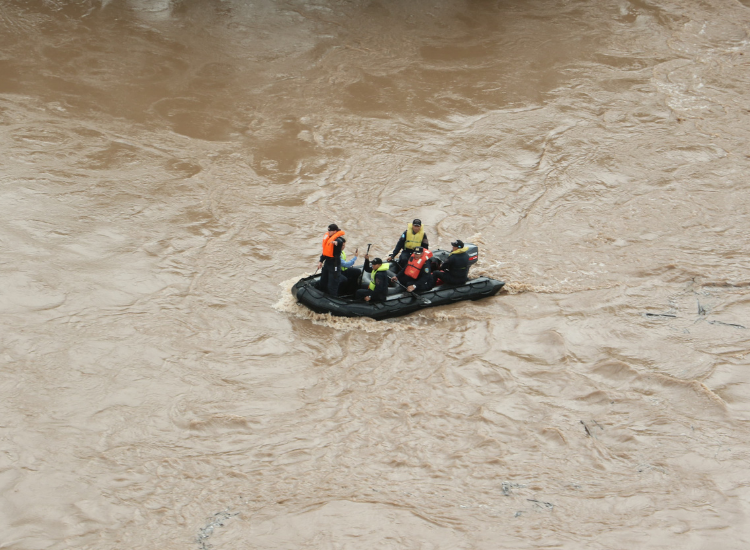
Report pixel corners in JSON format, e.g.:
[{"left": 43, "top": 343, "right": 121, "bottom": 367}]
[
  {"left": 422, "top": 234, "right": 429, "bottom": 249},
  {"left": 331, "top": 239, "right": 344, "bottom": 268},
  {"left": 389, "top": 233, "right": 406, "bottom": 259},
  {"left": 441, "top": 255, "right": 455, "bottom": 272},
  {"left": 341, "top": 255, "right": 357, "bottom": 268},
  {"left": 363, "top": 258, "right": 372, "bottom": 273}
]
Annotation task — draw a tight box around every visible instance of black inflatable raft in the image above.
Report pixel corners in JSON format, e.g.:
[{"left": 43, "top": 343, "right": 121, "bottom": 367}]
[{"left": 291, "top": 244, "right": 505, "bottom": 320}]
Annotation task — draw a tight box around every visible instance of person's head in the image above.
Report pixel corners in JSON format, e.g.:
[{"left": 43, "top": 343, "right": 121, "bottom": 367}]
[
  {"left": 340, "top": 237, "right": 346, "bottom": 249},
  {"left": 451, "top": 239, "right": 464, "bottom": 250},
  {"left": 327, "top": 223, "right": 339, "bottom": 236},
  {"left": 371, "top": 257, "right": 383, "bottom": 268},
  {"left": 411, "top": 219, "right": 422, "bottom": 231},
  {"left": 413, "top": 246, "right": 424, "bottom": 256}
]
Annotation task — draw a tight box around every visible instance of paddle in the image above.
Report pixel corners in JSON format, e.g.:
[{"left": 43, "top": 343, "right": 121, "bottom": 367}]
[
  {"left": 300, "top": 266, "right": 320, "bottom": 284},
  {"left": 358, "top": 244, "right": 371, "bottom": 287},
  {"left": 394, "top": 279, "right": 431, "bottom": 305}
]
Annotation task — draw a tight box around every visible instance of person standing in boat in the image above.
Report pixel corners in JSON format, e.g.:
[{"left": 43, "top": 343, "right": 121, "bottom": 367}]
[
  {"left": 355, "top": 256, "right": 390, "bottom": 302},
  {"left": 391, "top": 246, "right": 434, "bottom": 293},
  {"left": 432, "top": 240, "right": 470, "bottom": 286},
  {"left": 317, "top": 223, "right": 346, "bottom": 296},
  {"left": 386, "top": 218, "right": 429, "bottom": 270}
]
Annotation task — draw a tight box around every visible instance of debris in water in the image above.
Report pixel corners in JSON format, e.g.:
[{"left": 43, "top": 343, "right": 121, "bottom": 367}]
[
  {"left": 502, "top": 482, "right": 511, "bottom": 496},
  {"left": 697, "top": 300, "right": 707, "bottom": 316},
  {"left": 527, "top": 499, "right": 554, "bottom": 510},
  {"left": 643, "top": 312, "right": 677, "bottom": 318},
  {"left": 580, "top": 420, "right": 592, "bottom": 437},
  {"left": 501, "top": 482, "right": 524, "bottom": 496},
  {"left": 197, "top": 509, "right": 238, "bottom": 550},
  {"left": 707, "top": 320, "right": 746, "bottom": 329}
]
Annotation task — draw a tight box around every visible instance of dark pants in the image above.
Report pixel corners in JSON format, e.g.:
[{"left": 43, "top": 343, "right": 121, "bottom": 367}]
[
  {"left": 319, "top": 258, "right": 344, "bottom": 296},
  {"left": 355, "top": 289, "right": 375, "bottom": 301},
  {"left": 433, "top": 270, "right": 467, "bottom": 286},
  {"left": 339, "top": 267, "right": 362, "bottom": 295},
  {"left": 397, "top": 271, "right": 434, "bottom": 293},
  {"left": 355, "top": 288, "right": 387, "bottom": 302},
  {"left": 396, "top": 250, "right": 413, "bottom": 270}
]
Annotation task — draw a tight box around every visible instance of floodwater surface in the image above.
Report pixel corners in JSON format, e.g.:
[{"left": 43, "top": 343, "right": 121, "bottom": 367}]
[{"left": 2, "top": 0, "right": 750, "bottom": 548}]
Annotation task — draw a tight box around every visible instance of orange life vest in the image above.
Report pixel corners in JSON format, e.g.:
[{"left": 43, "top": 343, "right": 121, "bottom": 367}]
[
  {"left": 321, "top": 230, "right": 345, "bottom": 258},
  {"left": 403, "top": 249, "right": 433, "bottom": 279}
]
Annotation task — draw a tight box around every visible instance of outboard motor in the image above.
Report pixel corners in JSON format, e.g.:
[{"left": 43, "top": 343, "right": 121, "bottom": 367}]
[{"left": 466, "top": 243, "right": 479, "bottom": 266}]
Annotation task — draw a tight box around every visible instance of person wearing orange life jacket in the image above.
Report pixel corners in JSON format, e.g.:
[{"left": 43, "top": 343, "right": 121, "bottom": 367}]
[
  {"left": 391, "top": 246, "right": 434, "bottom": 293},
  {"left": 317, "top": 223, "right": 346, "bottom": 296},
  {"left": 387, "top": 219, "right": 429, "bottom": 270}
]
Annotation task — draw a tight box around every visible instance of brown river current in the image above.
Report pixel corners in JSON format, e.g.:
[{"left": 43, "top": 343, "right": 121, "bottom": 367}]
[{"left": 2, "top": 0, "right": 750, "bottom": 548}]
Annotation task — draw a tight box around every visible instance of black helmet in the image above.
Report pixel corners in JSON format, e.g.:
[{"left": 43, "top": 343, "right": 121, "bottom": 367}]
[{"left": 451, "top": 240, "right": 464, "bottom": 248}]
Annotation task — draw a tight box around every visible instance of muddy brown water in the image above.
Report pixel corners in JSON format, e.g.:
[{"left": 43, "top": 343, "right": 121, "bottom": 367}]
[{"left": 2, "top": 1, "right": 750, "bottom": 548}]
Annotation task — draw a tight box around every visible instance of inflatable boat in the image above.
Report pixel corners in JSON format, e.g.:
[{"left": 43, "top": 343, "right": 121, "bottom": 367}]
[{"left": 291, "top": 244, "right": 505, "bottom": 320}]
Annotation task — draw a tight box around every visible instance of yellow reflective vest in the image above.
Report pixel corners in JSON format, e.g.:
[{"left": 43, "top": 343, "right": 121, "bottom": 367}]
[
  {"left": 404, "top": 223, "right": 425, "bottom": 250},
  {"left": 368, "top": 263, "right": 390, "bottom": 291}
]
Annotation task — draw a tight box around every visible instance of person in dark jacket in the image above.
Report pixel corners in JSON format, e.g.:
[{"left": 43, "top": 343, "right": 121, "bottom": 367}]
[
  {"left": 391, "top": 246, "right": 434, "bottom": 293},
  {"left": 355, "top": 256, "right": 390, "bottom": 302},
  {"left": 433, "top": 240, "right": 470, "bottom": 286},
  {"left": 317, "top": 223, "right": 346, "bottom": 296},
  {"left": 386, "top": 218, "right": 429, "bottom": 270}
]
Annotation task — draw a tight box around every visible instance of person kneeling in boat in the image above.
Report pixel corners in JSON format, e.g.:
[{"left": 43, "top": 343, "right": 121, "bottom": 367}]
[
  {"left": 355, "top": 256, "right": 390, "bottom": 303},
  {"left": 391, "top": 246, "right": 434, "bottom": 293},
  {"left": 432, "top": 240, "right": 470, "bottom": 286},
  {"left": 386, "top": 218, "right": 429, "bottom": 270}
]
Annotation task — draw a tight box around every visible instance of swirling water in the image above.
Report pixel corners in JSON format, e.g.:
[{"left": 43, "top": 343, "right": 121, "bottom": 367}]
[{"left": 2, "top": 1, "right": 750, "bottom": 548}]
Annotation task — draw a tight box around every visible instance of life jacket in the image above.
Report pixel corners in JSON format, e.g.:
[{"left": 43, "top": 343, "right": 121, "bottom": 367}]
[
  {"left": 403, "top": 249, "right": 433, "bottom": 279},
  {"left": 404, "top": 223, "right": 425, "bottom": 250},
  {"left": 368, "top": 262, "right": 390, "bottom": 290},
  {"left": 450, "top": 246, "right": 470, "bottom": 270},
  {"left": 321, "top": 230, "right": 345, "bottom": 258},
  {"left": 340, "top": 251, "right": 347, "bottom": 271}
]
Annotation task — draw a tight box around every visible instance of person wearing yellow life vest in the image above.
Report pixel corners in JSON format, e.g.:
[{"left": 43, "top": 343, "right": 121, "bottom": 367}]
[
  {"left": 386, "top": 218, "right": 429, "bottom": 270},
  {"left": 355, "top": 255, "right": 390, "bottom": 302},
  {"left": 432, "top": 239, "right": 470, "bottom": 286},
  {"left": 391, "top": 246, "right": 434, "bottom": 293},
  {"left": 317, "top": 223, "right": 346, "bottom": 296}
]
